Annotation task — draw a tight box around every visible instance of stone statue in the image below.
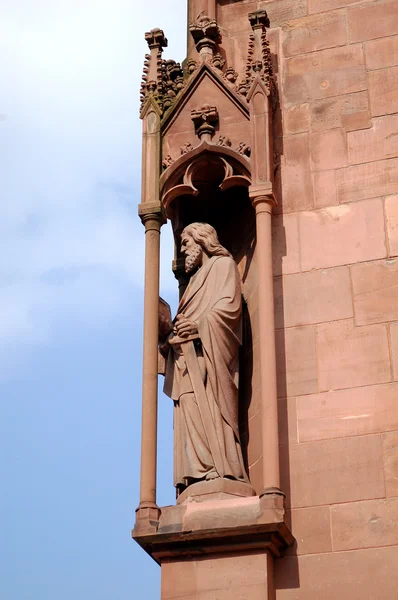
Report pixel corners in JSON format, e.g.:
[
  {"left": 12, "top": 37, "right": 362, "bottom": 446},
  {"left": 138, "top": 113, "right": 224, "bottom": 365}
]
[{"left": 160, "top": 222, "right": 249, "bottom": 493}]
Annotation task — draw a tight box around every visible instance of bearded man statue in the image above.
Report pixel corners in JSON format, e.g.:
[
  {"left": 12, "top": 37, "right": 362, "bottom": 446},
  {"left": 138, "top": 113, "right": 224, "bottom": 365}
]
[{"left": 162, "top": 222, "right": 249, "bottom": 493}]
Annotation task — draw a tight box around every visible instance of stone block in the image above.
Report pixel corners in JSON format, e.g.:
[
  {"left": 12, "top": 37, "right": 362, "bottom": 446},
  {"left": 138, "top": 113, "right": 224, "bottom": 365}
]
[
  {"left": 348, "top": 0, "right": 398, "bottom": 43},
  {"left": 336, "top": 158, "right": 398, "bottom": 203},
  {"left": 383, "top": 431, "right": 398, "bottom": 497},
  {"left": 331, "top": 498, "right": 398, "bottom": 552},
  {"left": 312, "top": 170, "right": 338, "bottom": 208},
  {"left": 280, "top": 434, "right": 384, "bottom": 508},
  {"left": 309, "top": 0, "right": 365, "bottom": 12},
  {"left": 348, "top": 115, "right": 398, "bottom": 165},
  {"left": 310, "top": 128, "right": 348, "bottom": 171},
  {"left": 275, "top": 547, "right": 398, "bottom": 599},
  {"left": 278, "top": 396, "right": 298, "bottom": 446},
  {"left": 283, "top": 103, "right": 310, "bottom": 134},
  {"left": 351, "top": 259, "right": 398, "bottom": 325},
  {"left": 275, "top": 326, "right": 318, "bottom": 398},
  {"left": 391, "top": 322, "right": 398, "bottom": 380},
  {"left": 297, "top": 383, "right": 398, "bottom": 442},
  {"left": 162, "top": 552, "right": 271, "bottom": 600},
  {"left": 386, "top": 195, "right": 398, "bottom": 256},
  {"left": 316, "top": 319, "right": 391, "bottom": 391},
  {"left": 217, "top": 0, "right": 256, "bottom": 37},
  {"left": 274, "top": 267, "right": 353, "bottom": 329},
  {"left": 369, "top": 66, "right": 398, "bottom": 116},
  {"left": 365, "top": 34, "right": 398, "bottom": 70},
  {"left": 286, "top": 506, "right": 332, "bottom": 556},
  {"left": 279, "top": 133, "right": 314, "bottom": 213},
  {"left": 283, "top": 11, "right": 346, "bottom": 57},
  {"left": 299, "top": 199, "right": 387, "bottom": 270},
  {"left": 272, "top": 213, "right": 300, "bottom": 276},
  {"left": 310, "top": 91, "right": 371, "bottom": 132},
  {"left": 284, "top": 45, "right": 367, "bottom": 104},
  {"left": 259, "top": 0, "right": 308, "bottom": 26}
]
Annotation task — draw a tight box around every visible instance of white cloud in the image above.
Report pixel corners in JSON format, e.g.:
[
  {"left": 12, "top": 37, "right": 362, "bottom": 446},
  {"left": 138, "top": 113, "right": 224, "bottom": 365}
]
[{"left": 0, "top": 0, "right": 186, "bottom": 363}]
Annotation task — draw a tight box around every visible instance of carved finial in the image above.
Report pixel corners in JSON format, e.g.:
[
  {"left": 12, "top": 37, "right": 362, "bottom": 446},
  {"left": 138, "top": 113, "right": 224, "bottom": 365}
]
[
  {"left": 140, "top": 28, "right": 188, "bottom": 115},
  {"left": 144, "top": 28, "right": 168, "bottom": 50},
  {"left": 191, "top": 104, "right": 219, "bottom": 141},
  {"left": 236, "top": 11, "right": 275, "bottom": 100},
  {"left": 248, "top": 10, "right": 270, "bottom": 30},
  {"left": 189, "top": 15, "right": 221, "bottom": 61}
]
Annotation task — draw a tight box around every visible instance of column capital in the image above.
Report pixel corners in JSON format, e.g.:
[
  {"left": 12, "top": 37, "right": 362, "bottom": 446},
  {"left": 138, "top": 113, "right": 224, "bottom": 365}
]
[
  {"left": 248, "top": 184, "right": 277, "bottom": 212},
  {"left": 138, "top": 203, "right": 167, "bottom": 230}
]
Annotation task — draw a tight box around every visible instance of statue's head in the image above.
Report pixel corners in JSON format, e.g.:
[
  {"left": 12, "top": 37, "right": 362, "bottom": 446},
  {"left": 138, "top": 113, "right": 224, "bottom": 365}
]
[{"left": 181, "top": 222, "right": 231, "bottom": 273}]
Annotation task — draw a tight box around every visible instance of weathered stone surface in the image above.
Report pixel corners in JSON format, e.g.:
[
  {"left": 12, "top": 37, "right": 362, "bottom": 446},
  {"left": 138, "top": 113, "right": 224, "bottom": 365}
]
[
  {"left": 312, "top": 170, "right": 338, "bottom": 208},
  {"left": 278, "top": 396, "right": 298, "bottom": 446},
  {"left": 283, "top": 11, "right": 346, "bottom": 57},
  {"left": 297, "top": 383, "right": 398, "bottom": 442},
  {"left": 386, "top": 195, "right": 398, "bottom": 256},
  {"left": 309, "top": 0, "right": 366, "bottom": 13},
  {"left": 310, "top": 91, "right": 371, "bottom": 132},
  {"left": 369, "top": 66, "right": 398, "bottom": 117},
  {"left": 284, "top": 45, "right": 367, "bottom": 104},
  {"left": 336, "top": 159, "right": 398, "bottom": 203},
  {"left": 351, "top": 259, "right": 398, "bottom": 325},
  {"left": 283, "top": 103, "right": 310, "bottom": 134},
  {"left": 275, "top": 326, "right": 318, "bottom": 398},
  {"left": 279, "top": 133, "right": 314, "bottom": 212},
  {"left": 391, "top": 322, "right": 398, "bottom": 380},
  {"left": 316, "top": 319, "right": 391, "bottom": 391},
  {"left": 259, "top": 0, "right": 308, "bottom": 26},
  {"left": 365, "top": 34, "right": 398, "bottom": 70},
  {"left": 331, "top": 498, "right": 398, "bottom": 551},
  {"left": 310, "top": 128, "right": 348, "bottom": 171},
  {"left": 275, "top": 547, "right": 398, "bottom": 599},
  {"left": 274, "top": 267, "right": 353, "bottom": 329},
  {"left": 286, "top": 506, "right": 332, "bottom": 556},
  {"left": 162, "top": 552, "right": 271, "bottom": 600},
  {"left": 383, "top": 431, "right": 398, "bottom": 497},
  {"left": 299, "top": 200, "right": 387, "bottom": 270},
  {"left": 280, "top": 434, "right": 385, "bottom": 508},
  {"left": 347, "top": 115, "right": 398, "bottom": 165},
  {"left": 347, "top": 0, "right": 398, "bottom": 43},
  {"left": 272, "top": 213, "right": 300, "bottom": 276}
]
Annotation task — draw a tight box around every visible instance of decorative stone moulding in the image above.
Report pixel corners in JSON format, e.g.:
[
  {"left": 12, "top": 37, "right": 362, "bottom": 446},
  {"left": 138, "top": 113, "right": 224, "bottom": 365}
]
[
  {"left": 159, "top": 141, "right": 251, "bottom": 215},
  {"left": 140, "top": 10, "right": 275, "bottom": 119}
]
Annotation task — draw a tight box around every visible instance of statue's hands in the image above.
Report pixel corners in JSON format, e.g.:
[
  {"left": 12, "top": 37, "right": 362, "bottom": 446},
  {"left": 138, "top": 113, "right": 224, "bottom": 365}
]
[{"left": 174, "top": 314, "right": 198, "bottom": 338}]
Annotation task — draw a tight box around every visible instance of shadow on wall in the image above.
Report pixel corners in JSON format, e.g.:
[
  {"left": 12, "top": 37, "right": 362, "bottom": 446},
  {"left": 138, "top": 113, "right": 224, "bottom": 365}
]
[{"left": 272, "top": 43, "right": 300, "bottom": 592}]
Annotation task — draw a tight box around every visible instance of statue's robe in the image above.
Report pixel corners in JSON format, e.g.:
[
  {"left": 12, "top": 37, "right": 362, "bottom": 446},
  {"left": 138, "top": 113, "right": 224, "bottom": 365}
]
[{"left": 164, "top": 255, "right": 248, "bottom": 488}]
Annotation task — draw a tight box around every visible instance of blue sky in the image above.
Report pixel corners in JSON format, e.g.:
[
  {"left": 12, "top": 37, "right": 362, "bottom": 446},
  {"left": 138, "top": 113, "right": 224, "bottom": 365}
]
[{"left": 1, "top": 2, "right": 186, "bottom": 598}]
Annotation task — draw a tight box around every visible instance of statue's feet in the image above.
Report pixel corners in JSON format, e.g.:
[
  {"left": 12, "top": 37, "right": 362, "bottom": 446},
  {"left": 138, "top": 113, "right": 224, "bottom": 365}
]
[{"left": 205, "top": 470, "right": 219, "bottom": 481}]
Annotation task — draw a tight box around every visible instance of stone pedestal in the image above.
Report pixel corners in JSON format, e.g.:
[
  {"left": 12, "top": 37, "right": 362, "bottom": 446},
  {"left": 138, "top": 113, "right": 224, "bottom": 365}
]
[{"left": 133, "top": 493, "right": 293, "bottom": 599}]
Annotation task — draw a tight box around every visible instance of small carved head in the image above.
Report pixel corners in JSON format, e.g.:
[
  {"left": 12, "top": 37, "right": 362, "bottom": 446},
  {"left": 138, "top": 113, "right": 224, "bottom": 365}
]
[{"left": 181, "top": 222, "right": 231, "bottom": 272}]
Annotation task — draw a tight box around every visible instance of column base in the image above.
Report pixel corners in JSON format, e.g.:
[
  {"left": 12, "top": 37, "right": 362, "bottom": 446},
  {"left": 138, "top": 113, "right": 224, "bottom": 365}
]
[{"left": 134, "top": 501, "right": 161, "bottom": 536}]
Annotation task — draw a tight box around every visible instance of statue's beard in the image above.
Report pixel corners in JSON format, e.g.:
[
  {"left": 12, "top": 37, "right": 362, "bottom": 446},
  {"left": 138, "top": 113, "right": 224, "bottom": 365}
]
[{"left": 185, "top": 244, "right": 202, "bottom": 273}]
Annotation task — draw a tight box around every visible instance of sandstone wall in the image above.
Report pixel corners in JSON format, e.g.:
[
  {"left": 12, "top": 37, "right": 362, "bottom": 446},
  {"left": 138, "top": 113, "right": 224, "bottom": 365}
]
[{"left": 218, "top": 0, "right": 398, "bottom": 596}]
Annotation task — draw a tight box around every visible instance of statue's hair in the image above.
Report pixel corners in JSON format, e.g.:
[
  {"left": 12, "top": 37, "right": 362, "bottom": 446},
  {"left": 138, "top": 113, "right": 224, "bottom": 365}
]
[{"left": 182, "top": 222, "right": 231, "bottom": 258}]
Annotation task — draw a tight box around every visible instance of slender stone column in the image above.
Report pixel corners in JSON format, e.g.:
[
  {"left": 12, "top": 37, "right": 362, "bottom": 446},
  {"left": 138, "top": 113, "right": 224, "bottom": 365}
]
[
  {"left": 249, "top": 189, "right": 281, "bottom": 495},
  {"left": 136, "top": 204, "right": 165, "bottom": 529}
]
